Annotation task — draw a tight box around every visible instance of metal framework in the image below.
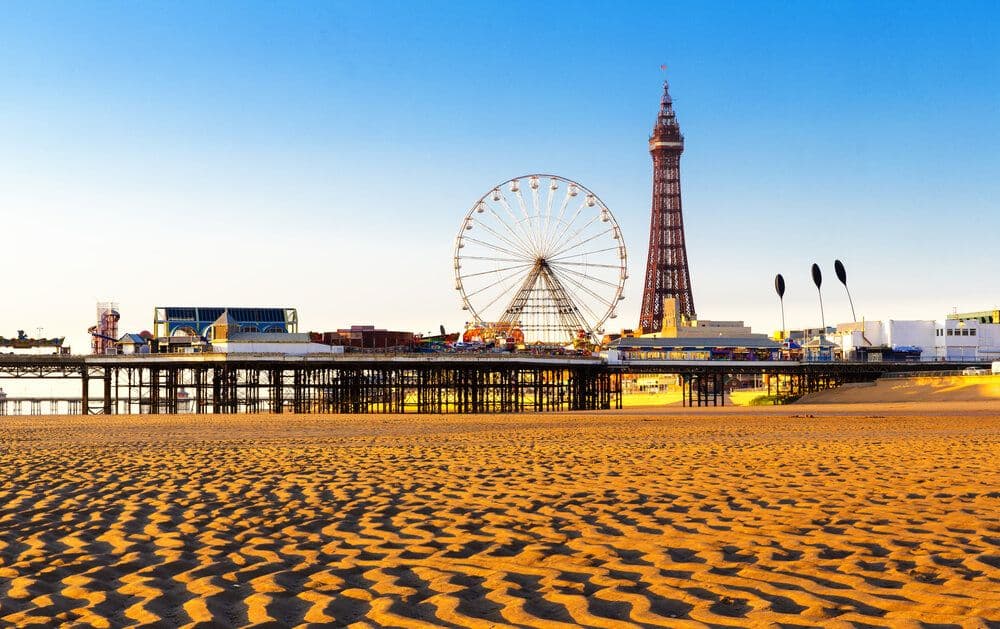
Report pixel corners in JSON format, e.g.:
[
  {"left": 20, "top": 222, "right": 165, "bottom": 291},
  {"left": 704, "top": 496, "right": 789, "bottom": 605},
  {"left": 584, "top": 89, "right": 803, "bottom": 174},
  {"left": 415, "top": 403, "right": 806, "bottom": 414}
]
[
  {"left": 0, "top": 355, "right": 982, "bottom": 414},
  {"left": 153, "top": 307, "right": 298, "bottom": 338},
  {"left": 454, "top": 174, "right": 628, "bottom": 345},
  {"left": 621, "top": 360, "right": 980, "bottom": 406},
  {"left": 678, "top": 368, "right": 852, "bottom": 407},
  {"left": 639, "top": 81, "right": 696, "bottom": 333},
  {"left": 0, "top": 355, "right": 621, "bottom": 415}
]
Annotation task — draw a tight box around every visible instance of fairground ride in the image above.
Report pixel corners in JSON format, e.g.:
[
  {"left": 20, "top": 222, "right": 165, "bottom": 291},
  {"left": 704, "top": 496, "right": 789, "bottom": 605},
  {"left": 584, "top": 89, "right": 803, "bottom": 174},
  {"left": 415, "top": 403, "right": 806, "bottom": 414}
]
[
  {"left": 454, "top": 174, "right": 628, "bottom": 345},
  {"left": 0, "top": 331, "right": 67, "bottom": 354}
]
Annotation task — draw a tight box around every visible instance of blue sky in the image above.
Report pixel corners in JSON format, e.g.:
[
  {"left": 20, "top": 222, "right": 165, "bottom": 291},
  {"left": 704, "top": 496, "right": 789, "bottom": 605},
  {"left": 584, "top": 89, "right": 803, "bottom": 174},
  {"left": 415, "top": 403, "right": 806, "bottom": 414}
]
[{"left": 1, "top": 1, "right": 997, "bottom": 349}]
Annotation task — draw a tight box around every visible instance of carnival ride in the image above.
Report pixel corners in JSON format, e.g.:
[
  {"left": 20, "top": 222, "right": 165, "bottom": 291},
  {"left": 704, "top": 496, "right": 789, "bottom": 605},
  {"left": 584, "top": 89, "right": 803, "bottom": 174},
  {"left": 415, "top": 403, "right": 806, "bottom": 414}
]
[
  {"left": 89, "top": 302, "right": 120, "bottom": 355},
  {"left": 454, "top": 175, "right": 628, "bottom": 346},
  {"left": 0, "top": 330, "right": 66, "bottom": 351}
]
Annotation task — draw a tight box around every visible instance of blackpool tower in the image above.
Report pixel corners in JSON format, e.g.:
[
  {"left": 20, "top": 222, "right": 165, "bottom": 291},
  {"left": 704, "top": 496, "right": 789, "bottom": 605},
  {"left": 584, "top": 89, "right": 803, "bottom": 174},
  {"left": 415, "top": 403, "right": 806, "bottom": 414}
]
[{"left": 638, "top": 80, "right": 696, "bottom": 332}]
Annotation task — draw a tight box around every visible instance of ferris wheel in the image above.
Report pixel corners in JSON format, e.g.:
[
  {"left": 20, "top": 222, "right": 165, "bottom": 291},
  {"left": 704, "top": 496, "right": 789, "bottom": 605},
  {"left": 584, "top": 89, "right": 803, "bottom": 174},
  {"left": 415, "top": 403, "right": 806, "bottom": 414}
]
[{"left": 454, "top": 174, "right": 628, "bottom": 345}]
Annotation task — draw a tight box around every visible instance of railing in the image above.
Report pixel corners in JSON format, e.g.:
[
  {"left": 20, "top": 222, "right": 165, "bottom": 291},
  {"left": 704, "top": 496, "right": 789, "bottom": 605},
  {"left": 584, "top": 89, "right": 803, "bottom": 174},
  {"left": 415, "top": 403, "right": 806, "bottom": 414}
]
[
  {"left": 879, "top": 369, "right": 989, "bottom": 379},
  {"left": 42, "top": 352, "right": 603, "bottom": 363}
]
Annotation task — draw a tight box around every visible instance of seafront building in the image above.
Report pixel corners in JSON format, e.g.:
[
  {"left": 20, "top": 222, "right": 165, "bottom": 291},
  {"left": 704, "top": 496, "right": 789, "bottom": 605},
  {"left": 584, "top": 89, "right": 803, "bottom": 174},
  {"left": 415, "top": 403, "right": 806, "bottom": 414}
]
[
  {"left": 607, "top": 297, "right": 1000, "bottom": 368},
  {"left": 613, "top": 297, "right": 779, "bottom": 361},
  {"left": 611, "top": 297, "right": 781, "bottom": 391},
  {"left": 832, "top": 315, "right": 1000, "bottom": 362}
]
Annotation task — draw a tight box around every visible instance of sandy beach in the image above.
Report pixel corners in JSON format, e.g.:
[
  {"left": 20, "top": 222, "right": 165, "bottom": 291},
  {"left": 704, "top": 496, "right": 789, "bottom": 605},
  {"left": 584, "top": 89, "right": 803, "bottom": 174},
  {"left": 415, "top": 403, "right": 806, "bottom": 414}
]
[{"left": 1, "top": 405, "right": 998, "bottom": 627}]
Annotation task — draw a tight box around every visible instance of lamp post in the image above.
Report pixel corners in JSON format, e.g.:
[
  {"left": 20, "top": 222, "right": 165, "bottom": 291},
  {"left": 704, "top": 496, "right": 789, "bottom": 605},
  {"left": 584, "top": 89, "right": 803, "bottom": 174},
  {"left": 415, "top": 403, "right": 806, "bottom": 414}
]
[
  {"left": 834, "top": 259, "right": 856, "bottom": 323},
  {"left": 811, "top": 263, "right": 825, "bottom": 335},
  {"left": 774, "top": 274, "right": 786, "bottom": 341}
]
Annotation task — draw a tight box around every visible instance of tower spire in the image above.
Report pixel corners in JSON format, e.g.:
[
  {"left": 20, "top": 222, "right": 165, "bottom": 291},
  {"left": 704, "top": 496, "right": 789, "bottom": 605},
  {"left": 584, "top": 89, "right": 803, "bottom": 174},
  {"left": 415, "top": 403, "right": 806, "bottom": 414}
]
[
  {"left": 638, "top": 79, "right": 696, "bottom": 333},
  {"left": 653, "top": 81, "right": 682, "bottom": 141}
]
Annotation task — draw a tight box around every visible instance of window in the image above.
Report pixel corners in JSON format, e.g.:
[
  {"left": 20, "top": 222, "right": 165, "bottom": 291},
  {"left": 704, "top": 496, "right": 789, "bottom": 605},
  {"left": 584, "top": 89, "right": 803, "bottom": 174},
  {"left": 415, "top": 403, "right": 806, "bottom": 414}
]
[
  {"left": 971, "top": 329, "right": 977, "bottom": 336},
  {"left": 166, "top": 307, "right": 196, "bottom": 320},
  {"left": 947, "top": 329, "right": 953, "bottom": 336},
  {"left": 201, "top": 308, "right": 224, "bottom": 322}
]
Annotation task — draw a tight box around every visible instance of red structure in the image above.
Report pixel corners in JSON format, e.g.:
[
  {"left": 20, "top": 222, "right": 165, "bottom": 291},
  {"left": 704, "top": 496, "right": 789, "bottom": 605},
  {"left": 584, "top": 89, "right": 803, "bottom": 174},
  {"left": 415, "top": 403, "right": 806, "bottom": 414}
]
[
  {"left": 638, "top": 80, "right": 696, "bottom": 333},
  {"left": 89, "top": 302, "right": 120, "bottom": 355},
  {"left": 312, "top": 326, "right": 416, "bottom": 350}
]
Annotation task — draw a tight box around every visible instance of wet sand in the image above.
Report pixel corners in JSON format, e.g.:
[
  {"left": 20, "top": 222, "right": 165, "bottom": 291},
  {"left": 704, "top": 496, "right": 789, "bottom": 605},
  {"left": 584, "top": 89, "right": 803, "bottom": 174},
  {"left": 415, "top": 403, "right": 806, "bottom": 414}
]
[{"left": 1, "top": 405, "right": 998, "bottom": 627}]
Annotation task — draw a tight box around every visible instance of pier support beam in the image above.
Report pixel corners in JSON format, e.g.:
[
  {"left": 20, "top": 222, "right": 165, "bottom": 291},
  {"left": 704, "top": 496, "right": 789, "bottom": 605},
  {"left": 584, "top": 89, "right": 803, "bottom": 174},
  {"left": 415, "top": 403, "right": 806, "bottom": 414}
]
[
  {"left": 103, "top": 370, "right": 112, "bottom": 415},
  {"left": 81, "top": 367, "right": 89, "bottom": 415}
]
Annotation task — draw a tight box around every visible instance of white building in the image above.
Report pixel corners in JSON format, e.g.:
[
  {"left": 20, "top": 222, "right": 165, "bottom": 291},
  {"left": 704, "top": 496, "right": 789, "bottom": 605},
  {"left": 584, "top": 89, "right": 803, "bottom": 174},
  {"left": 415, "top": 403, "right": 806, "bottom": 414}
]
[
  {"left": 834, "top": 316, "right": 1000, "bottom": 361},
  {"left": 886, "top": 320, "right": 936, "bottom": 351},
  {"left": 208, "top": 310, "right": 343, "bottom": 355},
  {"left": 211, "top": 332, "right": 343, "bottom": 355},
  {"left": 836, "top": 320, "right": 885, "bottom": 357},
  {"left": 117, "top": 333, "right": 151, "bottom": 355},
  {"left": 934, "top": 318, "right": 1000, "bottom": 361}
]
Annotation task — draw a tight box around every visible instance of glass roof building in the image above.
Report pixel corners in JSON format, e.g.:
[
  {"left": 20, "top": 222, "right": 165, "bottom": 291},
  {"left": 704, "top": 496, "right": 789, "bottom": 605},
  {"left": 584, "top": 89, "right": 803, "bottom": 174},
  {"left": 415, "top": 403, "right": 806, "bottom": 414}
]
[{"left": 153, "top": 307, "right": 298, "bottom": 338}]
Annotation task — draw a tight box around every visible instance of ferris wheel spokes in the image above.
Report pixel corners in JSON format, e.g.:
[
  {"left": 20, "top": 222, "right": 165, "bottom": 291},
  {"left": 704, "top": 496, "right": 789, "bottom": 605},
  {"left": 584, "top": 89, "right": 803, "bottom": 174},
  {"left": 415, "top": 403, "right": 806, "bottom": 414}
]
[
  {"left": 460, "top": 262, "right": 535, "bottom": 280},
  {"left": 468, "top": 218, "right": 535, "bottom": 260},
  {"left": 481, "top": 203, "right": 537, "bottom": 257},
  {"left": 461, "top": 235, "right": 531, "bottom": 260},
  {"left": 454, "top": 174, "right": 628, "bottom": 344},
  {"left": 495, "top": 191, "right": 540, "bottom": 255},
  {"left": 544, "top": 268, "right": 604, "bottom": 321},
  {"left": 542, "top": 197, "right": 589, "bottom": 256},
  {"left": 549, "top": 264, "right": 621, "bottom": 290},
  {"left": 463, "top": 266, "right": 533, "bottom": 300},
  {"left": 548, "top": 260, "right": 623, "bottom": 269},
  {"left": 549, "top": 221, "right": 612, "bottom": 260},
  {"left": 545, "top": 268, "right": 616, "bottom": 323},
  {"left": 548, "top": 263, "right": 616, "bottom": 307},
  {"left": 550, "top": 245, "right": 622, "bottom": 262}
]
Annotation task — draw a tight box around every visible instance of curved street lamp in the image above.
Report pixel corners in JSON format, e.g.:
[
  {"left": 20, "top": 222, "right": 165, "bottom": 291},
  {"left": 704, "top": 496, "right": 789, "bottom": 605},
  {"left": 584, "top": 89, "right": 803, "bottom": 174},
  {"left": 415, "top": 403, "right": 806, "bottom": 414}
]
[
  {"left": 774, "top": 273, "right": 786, "bottom": 340},
  {"left": 811, "top": 263, "right": 825, "bottom": 333},
  {"left": 834, "top": 259, "right": 856, "bottom": 323}
]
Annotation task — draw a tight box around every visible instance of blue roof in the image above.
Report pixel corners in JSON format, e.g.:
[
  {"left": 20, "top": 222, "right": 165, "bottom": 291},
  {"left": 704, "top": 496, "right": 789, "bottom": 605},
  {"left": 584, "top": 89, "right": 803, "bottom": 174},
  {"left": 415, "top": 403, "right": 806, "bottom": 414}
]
[
  {"left": 157, "top": 306, "right": 295, "bottom": 337},
  {"left": 162, "top": 307, "right": 288, "bottom": 323}
]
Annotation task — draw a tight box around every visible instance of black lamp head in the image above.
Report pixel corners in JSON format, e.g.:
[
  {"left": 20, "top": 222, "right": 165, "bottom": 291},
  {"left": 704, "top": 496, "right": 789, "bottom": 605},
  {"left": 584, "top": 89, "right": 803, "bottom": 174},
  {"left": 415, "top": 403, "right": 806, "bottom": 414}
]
[{"left": 834, "top": 259, "right": 847, "bottom": 285}]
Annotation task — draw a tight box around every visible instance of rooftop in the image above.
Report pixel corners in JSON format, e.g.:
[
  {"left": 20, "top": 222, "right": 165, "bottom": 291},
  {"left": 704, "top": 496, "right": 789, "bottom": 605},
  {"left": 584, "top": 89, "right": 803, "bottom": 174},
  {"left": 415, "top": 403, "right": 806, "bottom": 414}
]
[
  {"left": 609, "top": 337, "right": 780, "bottom": 350},
  {"left": 222, "top": 332, "right": 314, "bottom": 343}
]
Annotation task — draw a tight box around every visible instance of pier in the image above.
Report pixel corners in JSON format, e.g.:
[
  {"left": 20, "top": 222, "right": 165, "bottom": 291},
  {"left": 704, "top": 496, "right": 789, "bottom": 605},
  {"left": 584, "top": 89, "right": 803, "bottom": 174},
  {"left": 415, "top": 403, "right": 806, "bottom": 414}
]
[
  {"left": 0, "top": 354, "right": 621, "bottom": 415},
  {"left": 0, "top": 354, "right": 983, "bottom": 415}
]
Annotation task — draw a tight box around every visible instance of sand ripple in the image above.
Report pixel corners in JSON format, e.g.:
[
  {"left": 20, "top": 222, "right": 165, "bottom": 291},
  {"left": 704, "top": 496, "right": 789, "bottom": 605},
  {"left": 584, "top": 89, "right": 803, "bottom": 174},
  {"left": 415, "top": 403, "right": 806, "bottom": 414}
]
[{"left": 1, "top": 411, "right": 998, "bottom": 626}]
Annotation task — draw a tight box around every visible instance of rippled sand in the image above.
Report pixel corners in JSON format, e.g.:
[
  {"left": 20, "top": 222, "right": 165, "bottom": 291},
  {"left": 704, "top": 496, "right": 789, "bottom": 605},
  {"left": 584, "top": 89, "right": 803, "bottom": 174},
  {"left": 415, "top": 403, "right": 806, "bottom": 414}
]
[{"left": 1, "top": 407, "right": 998, "bottom": 627}]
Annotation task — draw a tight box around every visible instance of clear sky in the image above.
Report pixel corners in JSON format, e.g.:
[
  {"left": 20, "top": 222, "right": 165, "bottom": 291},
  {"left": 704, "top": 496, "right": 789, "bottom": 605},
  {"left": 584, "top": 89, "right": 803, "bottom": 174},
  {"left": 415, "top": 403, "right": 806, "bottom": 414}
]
[{"left": 1, "top": 1, "right": 997, "bottom": 350}]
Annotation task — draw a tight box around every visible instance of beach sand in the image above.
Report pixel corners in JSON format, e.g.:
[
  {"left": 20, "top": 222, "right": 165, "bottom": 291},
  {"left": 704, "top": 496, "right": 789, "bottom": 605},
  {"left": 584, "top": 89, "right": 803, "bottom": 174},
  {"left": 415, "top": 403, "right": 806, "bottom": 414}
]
[
  {"left": 798, "top": 375, "right": 1000, "bottom": 405},
  {"left": 1, "top": 405, "right": 998, "bottom": 627}
]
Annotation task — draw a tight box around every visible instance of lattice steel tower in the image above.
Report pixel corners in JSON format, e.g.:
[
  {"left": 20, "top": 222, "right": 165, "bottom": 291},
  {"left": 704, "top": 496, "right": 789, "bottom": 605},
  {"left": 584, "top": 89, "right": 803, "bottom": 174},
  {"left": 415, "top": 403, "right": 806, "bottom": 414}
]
[{"left": 638, "top": 80, "right": 695, "bottom": 332}]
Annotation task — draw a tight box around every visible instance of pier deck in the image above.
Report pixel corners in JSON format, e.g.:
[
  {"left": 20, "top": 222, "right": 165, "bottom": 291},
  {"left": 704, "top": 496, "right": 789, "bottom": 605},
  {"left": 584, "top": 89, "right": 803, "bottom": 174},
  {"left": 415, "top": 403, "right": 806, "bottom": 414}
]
[{"left": 0, "top": 354, "right": 980, "bottom": 414}]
